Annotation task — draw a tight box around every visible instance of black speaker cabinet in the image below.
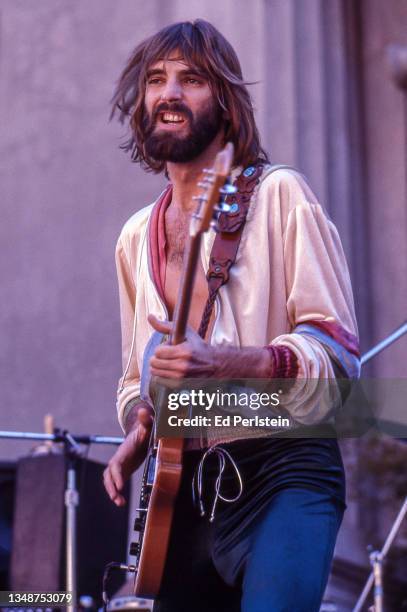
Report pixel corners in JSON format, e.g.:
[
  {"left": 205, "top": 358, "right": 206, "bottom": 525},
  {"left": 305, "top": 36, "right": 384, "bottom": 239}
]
[
  {"left": 0, "top": 461, "right": 16, "bottom": 589},
  {"left": 10, "top": 453, "right": 130, "bottom": 604}
]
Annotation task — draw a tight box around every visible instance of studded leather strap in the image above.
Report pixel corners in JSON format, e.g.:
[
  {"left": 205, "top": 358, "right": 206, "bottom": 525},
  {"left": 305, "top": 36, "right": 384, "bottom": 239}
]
[{"left": 198, "top": 163, "right": 264, "bottom": 339}]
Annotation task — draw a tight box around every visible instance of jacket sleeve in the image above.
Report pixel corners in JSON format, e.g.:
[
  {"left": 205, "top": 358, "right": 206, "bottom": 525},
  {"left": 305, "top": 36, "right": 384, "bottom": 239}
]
[
  {"left": 115, "top": 234, "right": 141, "bottom": 432},
  {"left": 270, "top": 179, "right": 360, "bottom": 423}
]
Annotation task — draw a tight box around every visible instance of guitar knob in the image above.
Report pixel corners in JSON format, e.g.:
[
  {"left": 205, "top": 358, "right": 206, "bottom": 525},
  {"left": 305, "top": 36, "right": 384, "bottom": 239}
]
[
  {"left": 134, "top": 517, "right": 143, "bottom": 531},
  {"left": 129, "top": 541, "right": 140, "bottom": 556}
]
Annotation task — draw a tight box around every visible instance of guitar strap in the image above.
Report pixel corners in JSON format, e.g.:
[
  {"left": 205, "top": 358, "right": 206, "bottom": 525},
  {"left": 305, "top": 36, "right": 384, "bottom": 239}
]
[{"left": 198, "top": 162, "right": 292, "bottom": 339}]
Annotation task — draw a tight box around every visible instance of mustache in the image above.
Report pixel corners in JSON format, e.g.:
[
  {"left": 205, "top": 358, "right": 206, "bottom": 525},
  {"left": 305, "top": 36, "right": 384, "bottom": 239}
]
[{"left": 152, "top": 102, "right": 194, "bottom": 123}]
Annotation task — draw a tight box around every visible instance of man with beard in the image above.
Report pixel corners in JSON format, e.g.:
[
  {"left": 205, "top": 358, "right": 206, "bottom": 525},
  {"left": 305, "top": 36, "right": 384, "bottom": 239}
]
[{"left": 103, "top": 19, "right": 360, "bottom": 612}]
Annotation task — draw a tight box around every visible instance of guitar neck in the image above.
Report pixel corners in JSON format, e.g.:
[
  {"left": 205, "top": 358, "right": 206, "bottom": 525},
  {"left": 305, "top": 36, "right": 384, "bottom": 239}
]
[
  {"left": 150, "top": 143, "right": 234, "bottom": 445},
  {"left": 170, "top": 234, "right": 202, "bottom": 346}
]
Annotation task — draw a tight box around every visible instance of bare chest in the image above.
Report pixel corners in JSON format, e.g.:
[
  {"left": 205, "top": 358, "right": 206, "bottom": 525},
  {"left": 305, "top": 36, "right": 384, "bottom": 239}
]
[{"left": 163, "top": 208, "right": 212, "bottom": 334}]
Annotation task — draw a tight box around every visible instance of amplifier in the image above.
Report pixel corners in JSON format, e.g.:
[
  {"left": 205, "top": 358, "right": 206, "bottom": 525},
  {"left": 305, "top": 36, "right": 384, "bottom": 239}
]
[
  {"left": 10, "top": 453, "right": 130, "bottom": 604},
  {"left": 0, "top": 461, "right": 16, "bottom": 589}
]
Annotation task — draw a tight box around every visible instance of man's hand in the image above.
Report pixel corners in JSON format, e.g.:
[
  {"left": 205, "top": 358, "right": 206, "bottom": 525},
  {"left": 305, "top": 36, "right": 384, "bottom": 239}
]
[
  {"left": 148, "top": 314, "right": 272, "bottom": 380},
  {"left": 103, "top": 406, "right": 153, "bottom": 507},
  {"left": 148, "top": 314, "right": 217, "bottom": 379}
]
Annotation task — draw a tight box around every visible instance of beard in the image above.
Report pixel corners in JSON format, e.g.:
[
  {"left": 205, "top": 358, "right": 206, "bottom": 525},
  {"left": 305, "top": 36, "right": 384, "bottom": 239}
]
[{"left": 142, "top": 100, "right": 223, "bottom": 163}]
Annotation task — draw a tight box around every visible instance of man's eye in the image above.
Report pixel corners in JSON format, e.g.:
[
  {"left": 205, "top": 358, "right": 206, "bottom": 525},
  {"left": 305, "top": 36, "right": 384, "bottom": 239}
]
[
  {"left": 148, "top": 78, "right": 163, "bottom": 85},
  {"left": 184, "top": 77, "right": 201, "bottom": 85}
]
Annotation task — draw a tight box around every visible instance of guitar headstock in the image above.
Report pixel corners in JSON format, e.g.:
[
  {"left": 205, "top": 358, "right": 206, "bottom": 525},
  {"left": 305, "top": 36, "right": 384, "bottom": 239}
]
[{"left": 190, "top": 142, "right": 235, "bottom": 235}]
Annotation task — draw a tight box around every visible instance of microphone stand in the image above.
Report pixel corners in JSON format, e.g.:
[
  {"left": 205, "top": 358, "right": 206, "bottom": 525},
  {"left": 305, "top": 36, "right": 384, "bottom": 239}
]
[
  {"left": 352, "top": 497, "right": 407, "bottom": 612},
  {"left": 63, "top": 431, "right": 83, "bottom": 612},
  {"left": 360, "top": 321, "right": 407, "bottom": 365},
  {"left": 0, "top": 431, "right": 123, "bottom": 444},
  {"left": 352, "top": 319, "right": 407, "bottom": 612}
]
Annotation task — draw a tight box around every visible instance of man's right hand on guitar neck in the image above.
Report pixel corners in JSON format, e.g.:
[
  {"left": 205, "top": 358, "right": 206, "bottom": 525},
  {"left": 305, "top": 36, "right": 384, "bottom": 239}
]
[{"left": 103, "top": 403, "right": 153, "bottom": 506}]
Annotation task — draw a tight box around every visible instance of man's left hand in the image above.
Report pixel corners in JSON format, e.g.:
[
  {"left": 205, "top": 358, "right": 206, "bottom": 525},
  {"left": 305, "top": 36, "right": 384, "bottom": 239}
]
[{"left": 148, "top": 314, "right": 217, "bottom": 379}]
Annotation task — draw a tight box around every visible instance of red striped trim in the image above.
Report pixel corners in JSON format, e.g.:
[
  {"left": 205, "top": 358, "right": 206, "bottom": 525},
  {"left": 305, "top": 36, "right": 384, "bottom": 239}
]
[
  {"left": 148, "top": 185, "right": 173, "bottom": 303},
  {"left": 302, "top": 320, "right": 360, "bottom": 357},
  {"left": 264, "top": 345, "right": 299, "bottom": 378}
]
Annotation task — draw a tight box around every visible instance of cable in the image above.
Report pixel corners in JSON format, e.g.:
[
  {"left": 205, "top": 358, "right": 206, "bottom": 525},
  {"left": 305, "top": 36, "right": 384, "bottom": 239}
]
[{"left": 102, "top": 561, "right": 137, "bottom": 611}]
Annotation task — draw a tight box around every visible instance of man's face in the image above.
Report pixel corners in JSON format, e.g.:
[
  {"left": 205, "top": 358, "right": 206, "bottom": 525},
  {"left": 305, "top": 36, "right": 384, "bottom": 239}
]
[{"left": 142, "top": 54, "right": 223, "bottom": 163}]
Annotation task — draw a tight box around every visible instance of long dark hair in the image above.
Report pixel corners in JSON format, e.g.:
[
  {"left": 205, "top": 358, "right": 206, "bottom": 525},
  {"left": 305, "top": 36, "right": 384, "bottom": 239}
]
[{"left": 110, "top": 19, "right": 269, "bottom": 172}]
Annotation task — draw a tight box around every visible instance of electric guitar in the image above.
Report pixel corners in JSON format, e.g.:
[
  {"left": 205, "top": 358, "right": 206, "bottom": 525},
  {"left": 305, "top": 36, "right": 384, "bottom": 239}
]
[{"left": 130, "top": 143, "right": 235, "bottom": 599}]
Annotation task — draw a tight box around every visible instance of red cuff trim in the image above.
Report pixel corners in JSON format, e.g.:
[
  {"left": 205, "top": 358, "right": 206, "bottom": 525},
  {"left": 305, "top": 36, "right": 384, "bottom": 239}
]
[{"left": 264, "top": 345, "right": 299, "bottom": 378}]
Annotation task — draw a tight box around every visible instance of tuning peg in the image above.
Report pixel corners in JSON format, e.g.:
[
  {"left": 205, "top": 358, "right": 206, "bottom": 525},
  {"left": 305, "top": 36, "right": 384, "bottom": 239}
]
[
  {"left": 219, "top": 184, "right": 237, "bottom": 195},
  {"left": 202, "top": 168, "right": 215, "bottom": 175},
  {"left": 214, "top": 203, "right": 232, "bottom": 213},
  {"left": 192, "top": 195, "right": 208, "bottom": 202},
  {"left": 197, "top": 181, "right": 210, "bottom": 189}
]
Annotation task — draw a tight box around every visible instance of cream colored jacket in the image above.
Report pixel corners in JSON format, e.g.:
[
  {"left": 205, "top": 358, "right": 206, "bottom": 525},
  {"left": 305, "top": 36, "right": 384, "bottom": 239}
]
[{"left": 115, "top": 167, "right": 358, "bottom": 432}]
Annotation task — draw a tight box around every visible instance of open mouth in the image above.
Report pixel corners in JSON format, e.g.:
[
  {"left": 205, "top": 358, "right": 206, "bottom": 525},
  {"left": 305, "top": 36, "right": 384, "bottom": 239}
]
[{"left": 159, "top": 112, "right": 187, "bottom": 125}]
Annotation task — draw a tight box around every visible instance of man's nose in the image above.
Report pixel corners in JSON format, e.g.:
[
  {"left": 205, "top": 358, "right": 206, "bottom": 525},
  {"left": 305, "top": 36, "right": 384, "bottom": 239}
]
[{"left": 160, "top": 78, "right": 182, "bottom": 101}]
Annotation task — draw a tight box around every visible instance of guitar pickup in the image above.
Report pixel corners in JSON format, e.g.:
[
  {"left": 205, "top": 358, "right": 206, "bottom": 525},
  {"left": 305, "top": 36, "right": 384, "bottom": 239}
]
[{"left": 146, "top": 455, "right": 156, "bottom": 486}]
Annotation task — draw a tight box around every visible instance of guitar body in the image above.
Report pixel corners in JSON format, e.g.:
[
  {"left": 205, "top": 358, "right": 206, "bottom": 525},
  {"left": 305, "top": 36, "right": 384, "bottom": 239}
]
[
  {"left": 133, "top": 438, "right": 183, "bottom": 598},
  {"left": 129, "top": 144, "right": 234, "bottom": 600}
]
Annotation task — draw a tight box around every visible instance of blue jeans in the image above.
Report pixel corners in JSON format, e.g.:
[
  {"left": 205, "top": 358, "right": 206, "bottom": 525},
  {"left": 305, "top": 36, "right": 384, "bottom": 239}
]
[
  {"left": 153, "top": 439, "right": 345, "bottom": 612},
  {"left": 239, "top": 488, "right": 343, "bottom": 611}
]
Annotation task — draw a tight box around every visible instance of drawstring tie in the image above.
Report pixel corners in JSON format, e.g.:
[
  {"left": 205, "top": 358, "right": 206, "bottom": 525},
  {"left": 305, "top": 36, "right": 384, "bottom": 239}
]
[{"left": 192, "top": 446, "right": 243, "bottom": 522}]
